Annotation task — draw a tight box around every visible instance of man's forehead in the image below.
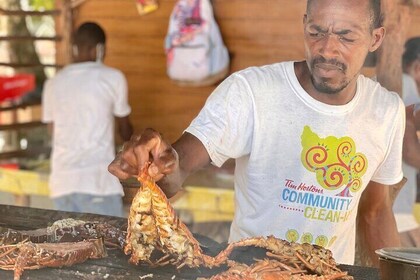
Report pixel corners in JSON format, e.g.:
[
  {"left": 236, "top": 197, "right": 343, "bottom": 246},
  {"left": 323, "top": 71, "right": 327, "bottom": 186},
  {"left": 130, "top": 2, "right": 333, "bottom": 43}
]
[
  {"left": 305, "top": 17, "right": 369, "bottom": 34},
  {"left": 307, "top": 0, "right": 370, "bottom": 11},
  {"left": 306, "top": 1, "right": 371, "bottom": 32}
]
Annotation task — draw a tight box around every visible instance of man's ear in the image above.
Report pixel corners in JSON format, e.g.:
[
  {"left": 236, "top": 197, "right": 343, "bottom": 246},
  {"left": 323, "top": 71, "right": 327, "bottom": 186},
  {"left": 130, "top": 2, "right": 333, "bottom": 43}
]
[
  {"left": 96, "top": 44, "right": 105, "bottom": 62},
  {"left": 72, "top": 45, "right": 79, "bottom": 58},
  {"left": 414, "top": 59, "right": 420, "bottom": 73},
  {"left": 368, "top": 27, "right": 386, "bottom": 53},
  {"left": 88, "top": 46, "right": 97, "bottom": 61}
]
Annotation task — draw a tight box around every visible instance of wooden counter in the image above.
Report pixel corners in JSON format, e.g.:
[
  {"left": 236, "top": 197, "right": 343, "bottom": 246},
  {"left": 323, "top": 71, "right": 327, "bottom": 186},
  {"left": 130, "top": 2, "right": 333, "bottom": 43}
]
[{"left": 0, "top": 205, "right": 380, "bottom": 280}]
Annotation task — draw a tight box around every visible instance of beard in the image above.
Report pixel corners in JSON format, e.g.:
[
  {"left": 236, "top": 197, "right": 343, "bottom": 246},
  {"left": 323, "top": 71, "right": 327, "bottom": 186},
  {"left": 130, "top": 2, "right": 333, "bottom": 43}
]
[
  {"left": 310, "top": 75, "right": 350, "bottom": 94},
  {"left": 310, "top": 57, "right": 350, "bottom": 94}
]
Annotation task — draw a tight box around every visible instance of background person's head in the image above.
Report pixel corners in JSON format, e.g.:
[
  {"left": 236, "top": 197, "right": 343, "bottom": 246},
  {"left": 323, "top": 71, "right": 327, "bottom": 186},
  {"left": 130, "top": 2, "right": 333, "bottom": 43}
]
[
  {"left": 303, "top": 0, "right": 384, "bottom": 95},
  {"left": 73, "top": 22, "right": 106, "bottom": 63},
  {"left": 403, "top": 37, "right": 420, "bottom": 89}
]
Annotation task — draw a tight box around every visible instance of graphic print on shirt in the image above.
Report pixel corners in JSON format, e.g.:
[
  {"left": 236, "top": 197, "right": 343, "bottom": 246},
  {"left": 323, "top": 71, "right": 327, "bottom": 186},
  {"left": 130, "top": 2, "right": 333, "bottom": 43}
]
[
  {"left": 301, "top": 126, "right": 368, "bottom": 197},
  {"left": 281, "top": 126, "right": 368, "bottom": 246}
]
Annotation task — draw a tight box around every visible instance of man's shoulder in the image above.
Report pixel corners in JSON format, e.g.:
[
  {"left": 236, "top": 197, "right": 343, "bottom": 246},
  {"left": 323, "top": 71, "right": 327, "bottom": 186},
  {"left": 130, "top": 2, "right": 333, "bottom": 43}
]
[
  {"left": 357, "top": 75, "right": 405, "bottom": 125},
  {"left": 359, "top": 75, "right": 402, "bottom": 105},
  {"left": 97, "top": 64, "right": 125, "bottom": 77},
  {"left": 231, "top": 61, "right": 293, "bottom": 86},
  {"left": 236, "top": 61, "right": 291, "bottom": 76}
]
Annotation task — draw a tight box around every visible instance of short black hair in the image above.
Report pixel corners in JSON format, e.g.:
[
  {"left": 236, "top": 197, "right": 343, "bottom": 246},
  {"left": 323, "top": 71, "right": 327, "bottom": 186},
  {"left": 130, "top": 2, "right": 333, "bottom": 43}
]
[
  {"left": 370, "top": 0, "right": 382, "bottom": 29},
  {"left": 306, "top": 0, "right": 382, "bottom": 29},
  {"left": 74, "top": 22, "right": 106, "bottom": 48},
  {"left": 403, "top": 37, "right": 420, "bottom": 69}
]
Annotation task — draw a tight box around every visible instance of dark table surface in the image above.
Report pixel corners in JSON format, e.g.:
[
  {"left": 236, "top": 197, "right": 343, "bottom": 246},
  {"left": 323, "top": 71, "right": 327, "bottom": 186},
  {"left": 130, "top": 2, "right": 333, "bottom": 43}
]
[{"left": 0, "top": 204, "right": 381, "bottom": 280}]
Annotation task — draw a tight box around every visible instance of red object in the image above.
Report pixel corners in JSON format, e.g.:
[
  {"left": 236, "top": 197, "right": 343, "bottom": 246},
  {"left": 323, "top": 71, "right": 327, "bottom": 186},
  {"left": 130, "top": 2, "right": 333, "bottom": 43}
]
[
  {"left": 0, "top": 74, "right": 35, "bottom": 102},
  {"left": 0, "top": 163, "right": 19, "bottom": 170}
]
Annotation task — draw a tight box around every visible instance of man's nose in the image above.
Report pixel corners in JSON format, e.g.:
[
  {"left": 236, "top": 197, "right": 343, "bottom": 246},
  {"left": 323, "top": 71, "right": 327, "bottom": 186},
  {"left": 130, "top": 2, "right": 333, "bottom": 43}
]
[{"left": 319, "top": 34, "right": 340, "bottom": 58}]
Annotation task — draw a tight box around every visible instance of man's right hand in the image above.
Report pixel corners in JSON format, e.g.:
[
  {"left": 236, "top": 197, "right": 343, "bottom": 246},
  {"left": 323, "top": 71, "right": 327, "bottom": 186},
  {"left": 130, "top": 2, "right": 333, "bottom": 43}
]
[{"left": 108, "top": 128, "right": 178, "bottom": 181}]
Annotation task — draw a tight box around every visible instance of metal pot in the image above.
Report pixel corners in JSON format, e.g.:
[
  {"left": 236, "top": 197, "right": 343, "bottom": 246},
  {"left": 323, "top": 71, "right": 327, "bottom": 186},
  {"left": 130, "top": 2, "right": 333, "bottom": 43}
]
[{"left": 376, "top": 247, "right": 420, "bottom": 280}]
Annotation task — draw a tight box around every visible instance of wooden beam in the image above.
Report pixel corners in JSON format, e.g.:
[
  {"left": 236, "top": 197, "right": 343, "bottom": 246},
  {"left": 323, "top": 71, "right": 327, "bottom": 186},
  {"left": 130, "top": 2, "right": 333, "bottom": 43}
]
[
  {"left": 0, "top": 150, "right": 27, "bottom": 159},
  {"left": 0, "top": 36, "right": 62, "bottom": 41},
  {"left": 0, "top": 8, "right": 61, "bottom": 16},
  {"left": 0, "top": 62, "right": 62, "bottom": 68},
  {"left": 71, "top": 0, "right": 90, "bottom": 9},
  {"left": 55, "top": 0, "right": 73, "bottom": 66},
  {"left": 0, "top": 102, "right": 41, "bottom": 112},
  {"left": 0, "top": 121, "right": 45, "bottom": 131},
  {"left": 376, "top": 1, "right": 411, "bottom": 96}
]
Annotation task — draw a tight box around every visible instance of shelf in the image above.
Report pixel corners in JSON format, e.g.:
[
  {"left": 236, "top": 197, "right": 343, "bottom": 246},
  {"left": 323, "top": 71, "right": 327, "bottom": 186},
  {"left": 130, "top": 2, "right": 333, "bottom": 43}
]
[
  {"left": 0, "top": 101, "right": 41, "bottom": 112},
  {"left": 0, "top": 121, "right": 45, "bottom": 131},
  {"left": 0, "top": 8, "right": 61, "bottom": 16},
  {"left": 0, "top": 35, "right": 62, "bottom": 41},
  {"left": 0, "top": 150, "right": 26, "bottom": 159},
  {"left": 0, "top": 146, "right": 50, "bottom": 160},
  {"left": 0, "top": 62, "right": 62, "bottom": 68}
]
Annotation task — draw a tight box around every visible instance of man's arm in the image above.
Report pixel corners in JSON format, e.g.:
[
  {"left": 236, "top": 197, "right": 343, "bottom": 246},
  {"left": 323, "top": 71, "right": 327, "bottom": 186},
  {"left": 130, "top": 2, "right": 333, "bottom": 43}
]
[
  {"left": 358, "top": 180, "right": 401, "bottom": 267},
  {"left": 158, "top": 132, "right": 212, "bottom": 197},
  {"left": 116, "top": 116, "right": 133, "bottom": 142},
  {"left": 403, "top": 105, "right": 420, "bottom": 168},
  {"left": 46, "top": 123, "right": 53, "bottom": 137}
]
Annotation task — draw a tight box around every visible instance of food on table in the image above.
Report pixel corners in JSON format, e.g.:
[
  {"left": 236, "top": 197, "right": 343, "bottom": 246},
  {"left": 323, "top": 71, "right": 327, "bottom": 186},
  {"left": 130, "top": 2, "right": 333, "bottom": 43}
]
[
  {"left": 125, "top": 163, "right": 353, "bottom": 279},
  {"left": 0, "top": 238, "right": 106, "bottom": 280},
  {"left": 0, "top": 218, "right": 126, "bottom": 249}
]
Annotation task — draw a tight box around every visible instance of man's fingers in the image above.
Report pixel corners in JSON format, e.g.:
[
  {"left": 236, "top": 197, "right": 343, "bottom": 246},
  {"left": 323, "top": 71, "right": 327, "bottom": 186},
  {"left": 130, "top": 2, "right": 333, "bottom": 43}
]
[
  {"left": 108, "top": 155, "right": 134, "bottom": 180},
  {"left": 109, "top": 128, "right": 178, "bottom": 180},
  {"left": 158, "top": 147, "right": 178, "bottom": 174},
  {"left": 146, "top": 147, "right": 178, "bottom": 179}
]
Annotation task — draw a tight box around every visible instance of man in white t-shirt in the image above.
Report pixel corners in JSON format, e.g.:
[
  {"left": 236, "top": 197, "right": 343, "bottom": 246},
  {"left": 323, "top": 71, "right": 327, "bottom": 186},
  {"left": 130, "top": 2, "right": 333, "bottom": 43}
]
[
  {"left": 393, "top": 38, "right": 420, "bottom": 247},
  {"left": 42, "top": 22, "right": 133, "bottom": 217},
  {"left": 109, "top": 0, "right": 404, "bottom": 265}
]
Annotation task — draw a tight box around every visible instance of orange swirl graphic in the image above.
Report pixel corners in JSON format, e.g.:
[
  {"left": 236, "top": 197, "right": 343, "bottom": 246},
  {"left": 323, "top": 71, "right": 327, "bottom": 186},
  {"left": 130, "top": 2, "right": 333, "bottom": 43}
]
[
  {"left": 301, "top": 126, "right": 368, "bottom": 196},
  {"left": 305, "top": 145, "right": 328, "bottom": 170},
  {"left": 323, "top": 165, "right": 347, "bottom": 189}
]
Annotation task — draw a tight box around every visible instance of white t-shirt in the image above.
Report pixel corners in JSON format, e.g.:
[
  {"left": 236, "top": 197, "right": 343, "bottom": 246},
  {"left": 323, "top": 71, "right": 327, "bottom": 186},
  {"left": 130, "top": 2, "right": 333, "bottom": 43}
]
[
  {"left": 186, "top": 61, "right": 405, "bottom": 264},
  {"left": 42, "top": 62, "right": 131, "bottom": 198},
  {"left": 393, "top": 74, "right": 420, "bottom": 232}
]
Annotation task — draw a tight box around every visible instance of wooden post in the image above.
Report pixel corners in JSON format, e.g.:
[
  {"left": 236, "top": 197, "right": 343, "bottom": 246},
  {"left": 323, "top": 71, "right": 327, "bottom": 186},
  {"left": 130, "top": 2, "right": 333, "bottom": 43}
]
[
  {"left": 375, "top": 0, "right": 411, "bottom": 96},
  {"left": 405, "top": 0, "right": 420, "bottom": 7},
  {"left": 55, "top": 0, "right": 73, "bottom": 66}
]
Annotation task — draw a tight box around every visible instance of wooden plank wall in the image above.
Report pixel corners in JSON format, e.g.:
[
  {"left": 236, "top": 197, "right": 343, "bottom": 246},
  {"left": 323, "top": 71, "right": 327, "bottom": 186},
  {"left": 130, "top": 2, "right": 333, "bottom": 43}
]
[{"left": 71, "top": 0, "right": 420, "bottom": 143}]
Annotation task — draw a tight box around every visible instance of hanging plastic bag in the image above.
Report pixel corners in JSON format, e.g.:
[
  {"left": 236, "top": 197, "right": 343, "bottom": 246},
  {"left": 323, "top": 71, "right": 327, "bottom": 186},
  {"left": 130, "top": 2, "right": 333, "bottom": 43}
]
[{"left": 165, "top": 0, "right": 229, "bottom": 87}]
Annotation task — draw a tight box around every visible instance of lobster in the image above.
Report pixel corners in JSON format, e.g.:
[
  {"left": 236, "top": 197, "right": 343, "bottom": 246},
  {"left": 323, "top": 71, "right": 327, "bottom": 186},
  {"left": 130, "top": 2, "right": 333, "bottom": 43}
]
[{"left": 0, "top": 238, "right": 106, "bottom": 280}]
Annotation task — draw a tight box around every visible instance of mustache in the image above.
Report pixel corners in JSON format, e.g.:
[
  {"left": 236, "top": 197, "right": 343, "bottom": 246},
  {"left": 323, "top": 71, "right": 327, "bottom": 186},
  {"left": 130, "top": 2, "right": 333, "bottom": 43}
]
[{"left": 311, "top": 57, "right": 347, "bottom": 72}]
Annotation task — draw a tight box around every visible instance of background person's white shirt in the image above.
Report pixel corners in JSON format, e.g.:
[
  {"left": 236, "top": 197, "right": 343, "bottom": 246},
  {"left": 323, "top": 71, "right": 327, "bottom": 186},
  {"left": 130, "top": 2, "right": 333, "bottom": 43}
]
[
  {"left": 186, "top": 61, "right": 405, "bottom": 264},
  {"left": 42, "top": 62, "right": 131, "bottom": 198},
  {"left": 393, "top": 74, "right": 420, "bottom": 232}
]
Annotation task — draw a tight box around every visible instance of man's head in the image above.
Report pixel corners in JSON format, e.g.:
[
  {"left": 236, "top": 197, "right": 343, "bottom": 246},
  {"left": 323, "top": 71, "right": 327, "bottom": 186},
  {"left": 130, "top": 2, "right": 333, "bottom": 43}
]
[
  {"left": 403, "top": 37, "right": 420, "bottom": 88},
  {"left": 303, "top": 0, "right": 385, "bottom": 95},
  {"left": 73, "top": 22, "right": 106, "bottom": 62}
]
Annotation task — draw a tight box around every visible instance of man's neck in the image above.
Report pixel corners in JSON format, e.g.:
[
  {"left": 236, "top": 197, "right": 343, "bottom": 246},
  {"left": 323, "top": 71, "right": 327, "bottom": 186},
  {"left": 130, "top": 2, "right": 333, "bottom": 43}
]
[
  {"left": 73, "top": 58, "right": 96, "bottom": 63},
  {"left": 294, "top": 61, "right": 358, "bottom": 106}
]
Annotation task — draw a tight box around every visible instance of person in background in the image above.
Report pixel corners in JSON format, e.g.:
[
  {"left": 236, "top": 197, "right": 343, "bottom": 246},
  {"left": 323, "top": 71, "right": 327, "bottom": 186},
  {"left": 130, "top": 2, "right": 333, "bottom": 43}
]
[
  {"left": 42, "top": 22, "right": 133, "bottom": 217},
  {"left": 404, "top": 37, "right": 420, "bottom": 95},
  {"left": 109, "top": 0, "right": 404, "bottom": 266},
  {"left": 394, "top": 37, "right": 420, "bottom": 247}
]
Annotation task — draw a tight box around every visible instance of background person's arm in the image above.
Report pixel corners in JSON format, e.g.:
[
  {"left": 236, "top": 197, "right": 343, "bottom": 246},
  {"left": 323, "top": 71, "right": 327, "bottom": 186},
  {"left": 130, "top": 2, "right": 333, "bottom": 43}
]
[
  {"left": 116, "top": 115, "right": 133, "bottom": 142},
  {"left": 403, "top": 105, "right": 420, "bottom": 168}
]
